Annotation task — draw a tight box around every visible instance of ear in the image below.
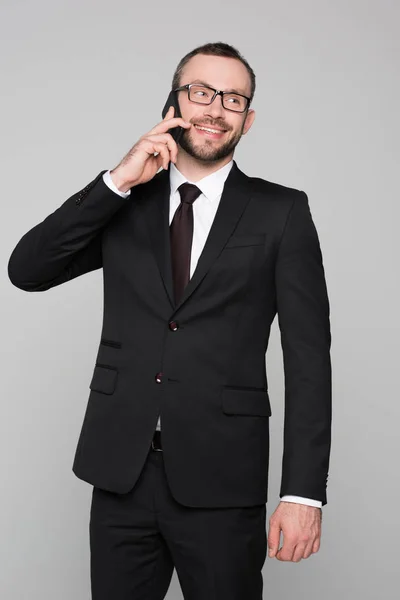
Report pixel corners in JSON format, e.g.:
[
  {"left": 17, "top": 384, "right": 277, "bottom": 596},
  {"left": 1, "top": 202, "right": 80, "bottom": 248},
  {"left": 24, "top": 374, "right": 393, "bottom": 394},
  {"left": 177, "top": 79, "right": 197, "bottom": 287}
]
[{"left": 242, "top": 108, "right": 256, "bottom": 135}]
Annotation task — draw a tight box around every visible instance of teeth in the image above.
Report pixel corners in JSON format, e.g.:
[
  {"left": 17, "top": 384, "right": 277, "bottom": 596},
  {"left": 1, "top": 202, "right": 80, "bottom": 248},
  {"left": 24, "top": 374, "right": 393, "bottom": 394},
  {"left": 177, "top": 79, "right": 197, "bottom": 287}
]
[{"left": 194, "top": 125, "right": 224, "bottom": 134}]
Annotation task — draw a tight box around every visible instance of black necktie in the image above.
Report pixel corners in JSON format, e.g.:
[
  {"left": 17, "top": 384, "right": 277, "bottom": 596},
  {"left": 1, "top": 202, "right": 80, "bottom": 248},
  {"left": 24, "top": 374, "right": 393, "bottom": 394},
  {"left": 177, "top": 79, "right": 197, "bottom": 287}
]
[{"left": 170, "top": 182, "right": 202, "bottom": 305}]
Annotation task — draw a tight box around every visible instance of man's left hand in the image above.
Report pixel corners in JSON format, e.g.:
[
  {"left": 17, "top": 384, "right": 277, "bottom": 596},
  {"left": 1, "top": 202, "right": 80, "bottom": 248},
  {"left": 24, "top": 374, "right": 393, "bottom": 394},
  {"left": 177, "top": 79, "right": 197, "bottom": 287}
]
[{"left": 267, "top": 501, "right": 322, "bottom": 562}]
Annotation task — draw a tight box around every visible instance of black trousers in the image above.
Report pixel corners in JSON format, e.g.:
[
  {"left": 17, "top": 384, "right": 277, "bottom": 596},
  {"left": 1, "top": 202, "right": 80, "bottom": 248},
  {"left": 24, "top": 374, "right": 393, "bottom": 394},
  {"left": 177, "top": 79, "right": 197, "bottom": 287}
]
[{"left": 89, "top": 443, "right": 267, "bottom": 600}]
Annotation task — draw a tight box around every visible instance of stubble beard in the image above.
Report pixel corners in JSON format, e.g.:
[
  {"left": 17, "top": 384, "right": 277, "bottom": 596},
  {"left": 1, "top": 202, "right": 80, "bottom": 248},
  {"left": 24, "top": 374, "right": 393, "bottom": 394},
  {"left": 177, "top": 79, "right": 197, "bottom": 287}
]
[{"left": 178, "top": 124, "right": 244, "bottom": 164}]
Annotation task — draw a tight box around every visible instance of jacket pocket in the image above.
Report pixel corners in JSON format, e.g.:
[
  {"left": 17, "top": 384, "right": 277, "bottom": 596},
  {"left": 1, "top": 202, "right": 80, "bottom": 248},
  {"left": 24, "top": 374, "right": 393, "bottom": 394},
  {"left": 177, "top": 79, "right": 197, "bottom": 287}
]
[
  {"left": 221, "top": 386, "right": 271, "bottom": 417},
  {"left": 100, "top": 338, "right": 122, "bottom": 349},
  {"left": 89, "top": 363, "right": 118, "bottom": 395}
]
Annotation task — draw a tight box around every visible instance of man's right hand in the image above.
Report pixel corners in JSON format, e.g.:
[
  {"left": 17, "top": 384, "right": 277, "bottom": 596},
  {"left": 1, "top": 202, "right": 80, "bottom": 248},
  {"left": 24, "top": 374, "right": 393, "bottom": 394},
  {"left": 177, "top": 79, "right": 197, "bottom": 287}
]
[{"left": 109, "top": 106, "right": 192, "bottom": 192}]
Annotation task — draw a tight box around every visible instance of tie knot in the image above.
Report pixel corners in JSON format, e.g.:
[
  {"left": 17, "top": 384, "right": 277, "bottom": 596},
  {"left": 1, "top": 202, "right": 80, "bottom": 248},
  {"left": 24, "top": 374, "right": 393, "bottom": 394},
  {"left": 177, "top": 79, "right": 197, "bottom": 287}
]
[{"left": 178, "top": 182, "right": 202, "bottom": 205}]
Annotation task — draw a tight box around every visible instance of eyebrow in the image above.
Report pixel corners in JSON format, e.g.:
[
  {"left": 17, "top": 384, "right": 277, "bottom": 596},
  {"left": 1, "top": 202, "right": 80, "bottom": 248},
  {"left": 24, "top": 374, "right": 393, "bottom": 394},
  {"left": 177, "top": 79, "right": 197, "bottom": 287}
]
[{"left": 190, "top": 79, "right": 246, "bottom": 96}]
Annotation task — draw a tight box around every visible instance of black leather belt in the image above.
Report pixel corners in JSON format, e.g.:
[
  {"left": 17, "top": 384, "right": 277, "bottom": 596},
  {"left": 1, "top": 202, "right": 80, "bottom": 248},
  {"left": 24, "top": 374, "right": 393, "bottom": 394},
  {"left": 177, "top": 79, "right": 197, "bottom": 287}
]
[{"left": 151, "top": 430, "right": 163, "bottom": 451}]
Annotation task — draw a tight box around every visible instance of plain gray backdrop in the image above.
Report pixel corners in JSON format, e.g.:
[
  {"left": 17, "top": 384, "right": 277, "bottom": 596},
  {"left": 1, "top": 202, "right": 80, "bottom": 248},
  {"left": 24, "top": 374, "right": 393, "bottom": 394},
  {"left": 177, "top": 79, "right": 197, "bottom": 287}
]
[{"left": 1, "top": 0, "right": 399, "bottom": 598}]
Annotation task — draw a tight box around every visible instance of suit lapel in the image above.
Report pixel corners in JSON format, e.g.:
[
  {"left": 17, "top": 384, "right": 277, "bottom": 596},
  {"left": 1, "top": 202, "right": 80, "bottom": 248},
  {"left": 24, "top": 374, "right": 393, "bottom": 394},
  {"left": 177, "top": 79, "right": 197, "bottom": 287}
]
[
  {"left": 141, "top": 167, "right": 175, "bottom": 308},
  {"left": 175, "top": 161, "right": 252, "bottom": 311},
  {"left": 142, "top": 160, "right": 253, "bottom": 312}
]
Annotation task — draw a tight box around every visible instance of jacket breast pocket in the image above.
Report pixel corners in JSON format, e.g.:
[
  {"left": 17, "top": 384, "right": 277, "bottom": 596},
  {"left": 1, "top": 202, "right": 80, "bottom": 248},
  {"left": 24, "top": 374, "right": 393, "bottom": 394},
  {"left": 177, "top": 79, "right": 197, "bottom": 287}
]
[
  {"left": 221, "top": 386, "right": 272, "bottom": 417},
  {"left": 89, "top": 363, "right": 118, "bottom": 395}
]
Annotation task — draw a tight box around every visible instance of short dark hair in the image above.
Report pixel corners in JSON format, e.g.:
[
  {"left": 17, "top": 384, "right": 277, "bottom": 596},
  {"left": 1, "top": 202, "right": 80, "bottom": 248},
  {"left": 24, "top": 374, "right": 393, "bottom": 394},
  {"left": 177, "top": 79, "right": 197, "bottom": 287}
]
[{"left": 171, "top": 42, "right": 256, "bottom": 104}]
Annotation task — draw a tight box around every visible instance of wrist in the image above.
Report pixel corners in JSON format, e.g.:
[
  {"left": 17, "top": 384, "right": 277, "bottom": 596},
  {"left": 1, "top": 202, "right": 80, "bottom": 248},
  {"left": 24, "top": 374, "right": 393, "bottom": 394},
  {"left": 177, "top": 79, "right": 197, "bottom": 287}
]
[{"left": 109, "top": 168, "right": 132, "bottom": 193}]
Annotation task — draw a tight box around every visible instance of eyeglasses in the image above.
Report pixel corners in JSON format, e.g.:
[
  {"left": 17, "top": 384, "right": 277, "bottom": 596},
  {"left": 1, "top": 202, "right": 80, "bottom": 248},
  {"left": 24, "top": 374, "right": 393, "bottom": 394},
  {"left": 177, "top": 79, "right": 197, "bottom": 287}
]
[{"left": 173, "top": 83, "right": 251, "bottom": 113}]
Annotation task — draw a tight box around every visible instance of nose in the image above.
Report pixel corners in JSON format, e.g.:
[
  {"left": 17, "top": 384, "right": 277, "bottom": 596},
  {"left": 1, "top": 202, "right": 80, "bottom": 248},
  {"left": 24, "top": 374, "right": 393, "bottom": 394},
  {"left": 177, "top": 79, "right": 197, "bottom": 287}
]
[{"left": 203, "top": 93, "right": 225, "bottom": 119}]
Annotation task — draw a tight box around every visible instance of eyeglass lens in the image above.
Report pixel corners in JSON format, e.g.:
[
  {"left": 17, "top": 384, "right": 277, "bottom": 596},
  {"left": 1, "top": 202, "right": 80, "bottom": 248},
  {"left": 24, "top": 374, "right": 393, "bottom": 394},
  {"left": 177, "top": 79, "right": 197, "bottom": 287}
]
[{"left": 188, "top": 85, "right": 247, "bottom": 112}]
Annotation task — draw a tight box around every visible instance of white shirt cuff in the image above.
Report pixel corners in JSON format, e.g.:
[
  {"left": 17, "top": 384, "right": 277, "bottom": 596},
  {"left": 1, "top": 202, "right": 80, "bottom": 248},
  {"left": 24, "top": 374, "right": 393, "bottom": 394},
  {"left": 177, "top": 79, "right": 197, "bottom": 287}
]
[
  {"left": 103, "top": 170, "right": 131, "bottom": 198},
  {"left": 281, "top": 495, "right": 322, "bottom": 508}
]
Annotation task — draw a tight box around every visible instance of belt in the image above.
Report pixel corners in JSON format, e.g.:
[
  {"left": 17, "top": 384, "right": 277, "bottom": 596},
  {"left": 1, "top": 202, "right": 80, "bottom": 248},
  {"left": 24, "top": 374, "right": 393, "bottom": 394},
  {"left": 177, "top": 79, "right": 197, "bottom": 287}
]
[{"left": 151, "top": 430, "right": 163, "bottom": 451}]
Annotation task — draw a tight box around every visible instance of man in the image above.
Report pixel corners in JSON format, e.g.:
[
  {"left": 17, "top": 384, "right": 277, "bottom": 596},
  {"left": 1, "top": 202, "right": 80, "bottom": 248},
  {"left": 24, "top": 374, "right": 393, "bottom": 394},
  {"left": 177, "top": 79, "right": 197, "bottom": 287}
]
[{"left": 8, "top": 42, "right": 332, "bottom": 599}]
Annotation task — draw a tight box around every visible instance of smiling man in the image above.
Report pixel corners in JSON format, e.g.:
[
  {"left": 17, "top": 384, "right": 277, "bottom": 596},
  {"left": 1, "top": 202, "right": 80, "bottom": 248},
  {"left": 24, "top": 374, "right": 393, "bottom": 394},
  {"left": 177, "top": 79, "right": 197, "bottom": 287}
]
[
  {"left": 8, "top": 42, "right": 332, "bottom": 599},
  {"left": 175, "top": 65, "right": 253, "bottom": 171}
]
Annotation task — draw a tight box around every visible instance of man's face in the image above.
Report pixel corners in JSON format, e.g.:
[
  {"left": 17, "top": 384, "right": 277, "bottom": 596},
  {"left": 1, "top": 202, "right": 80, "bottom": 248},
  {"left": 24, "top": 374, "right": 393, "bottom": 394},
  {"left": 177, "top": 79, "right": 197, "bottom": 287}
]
[{"left": 176, "top": 54, "right": 256, "bottom": 163}]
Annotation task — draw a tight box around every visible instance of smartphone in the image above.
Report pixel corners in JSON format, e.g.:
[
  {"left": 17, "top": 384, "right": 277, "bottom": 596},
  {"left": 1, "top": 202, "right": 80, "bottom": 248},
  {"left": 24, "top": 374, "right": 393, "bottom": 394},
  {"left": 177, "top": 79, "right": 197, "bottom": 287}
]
[{"left": 162, "top": 90, "right": 184, "bottom": 145}]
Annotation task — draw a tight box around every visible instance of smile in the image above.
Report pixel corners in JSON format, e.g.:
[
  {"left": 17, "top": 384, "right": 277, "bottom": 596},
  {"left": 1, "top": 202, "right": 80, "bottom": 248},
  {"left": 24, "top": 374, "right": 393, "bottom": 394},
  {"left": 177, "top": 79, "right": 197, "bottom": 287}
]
[{"left": 193, "top": 124, "right": 227, "bottom": 137}]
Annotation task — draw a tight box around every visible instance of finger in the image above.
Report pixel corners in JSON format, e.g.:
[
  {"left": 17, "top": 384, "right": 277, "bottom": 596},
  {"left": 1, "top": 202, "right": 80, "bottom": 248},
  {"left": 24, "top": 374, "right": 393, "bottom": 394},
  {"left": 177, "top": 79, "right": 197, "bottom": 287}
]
[
  {"left": 312, "top": 537, "right": 321, "bottom": 553},
  {"left": 292, "top": 541, "right": 307, "bottom": 562},
  {"left": 152, "top": 141, "right": 171, "bottom": 170},
  {"left": 276, "top": 542, "right": 296, "bottom": 562},
  {"left": 138, "top": 137, "right": 173, "bottom": 170},
  {"left": 146, "top": 133, "right": 178, "bottom": 163},
  {"left": 303, "top": 540, "right": 315, "bottom": 559},
  {"left": 163, "top": 105, "right": 174, "bottom": 120},
  {"left": 155, "top": 150, "right": 164, "bottom": 170},
  {"left": 140, "top": 137, "right": 170, "bottom": 159},
  {"left": 275, "top": 535, "right": 296, "bottom": 562},
  {"left": 267, "top": 522, "right": 281, "bottom": 558},
  {"left": 151, "top": 116, "right": 192, "bottom": 136},
  {"left": 153, "top": 143, "right": 170, "bottom": 171}
]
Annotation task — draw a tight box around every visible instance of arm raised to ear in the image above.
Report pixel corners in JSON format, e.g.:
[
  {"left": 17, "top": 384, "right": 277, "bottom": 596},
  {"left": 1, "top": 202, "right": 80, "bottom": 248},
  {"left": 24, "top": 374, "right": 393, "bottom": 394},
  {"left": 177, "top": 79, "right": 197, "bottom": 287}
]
[{"left": 7, "top": 170, "right": 131, "bottom": 292}]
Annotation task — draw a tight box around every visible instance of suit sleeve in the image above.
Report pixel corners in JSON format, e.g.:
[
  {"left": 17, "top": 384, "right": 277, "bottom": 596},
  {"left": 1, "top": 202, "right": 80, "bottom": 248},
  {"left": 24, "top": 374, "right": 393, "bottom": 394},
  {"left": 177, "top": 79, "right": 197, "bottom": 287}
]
[
  {"left": 7, "top": 170, "right": 130, "bottom": 292},
  {"left": 275, "top": 191, "right": 332, "bottom": 506}
]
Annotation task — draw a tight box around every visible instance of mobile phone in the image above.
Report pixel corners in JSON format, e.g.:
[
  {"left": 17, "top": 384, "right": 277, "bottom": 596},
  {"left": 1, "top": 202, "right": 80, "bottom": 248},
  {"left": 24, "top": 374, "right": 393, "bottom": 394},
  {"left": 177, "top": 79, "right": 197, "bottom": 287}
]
[{"left": 162, "top": 90, "right": 184, "bottom": 145}]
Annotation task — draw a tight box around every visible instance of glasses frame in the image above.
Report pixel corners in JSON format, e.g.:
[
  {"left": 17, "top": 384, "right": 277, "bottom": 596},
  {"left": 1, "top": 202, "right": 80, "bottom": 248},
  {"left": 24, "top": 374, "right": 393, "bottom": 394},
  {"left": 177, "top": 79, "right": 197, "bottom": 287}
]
[{"left": 173, "top": 83, "right": 251, "bottom": 113}]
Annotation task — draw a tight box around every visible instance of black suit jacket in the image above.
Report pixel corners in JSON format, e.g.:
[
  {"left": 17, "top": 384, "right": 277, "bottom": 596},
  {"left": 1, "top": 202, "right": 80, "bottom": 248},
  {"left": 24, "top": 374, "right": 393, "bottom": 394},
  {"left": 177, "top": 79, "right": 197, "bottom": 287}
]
[{"left": 8, "top": 160, "right": 332, "bottom": 507}]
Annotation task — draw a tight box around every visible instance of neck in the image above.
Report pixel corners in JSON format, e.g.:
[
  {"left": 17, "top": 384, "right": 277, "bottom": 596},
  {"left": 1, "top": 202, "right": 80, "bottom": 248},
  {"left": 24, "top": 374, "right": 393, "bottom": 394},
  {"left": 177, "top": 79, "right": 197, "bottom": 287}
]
[{"left": 174, "top": 148, "right": 233, "bottom": 182}]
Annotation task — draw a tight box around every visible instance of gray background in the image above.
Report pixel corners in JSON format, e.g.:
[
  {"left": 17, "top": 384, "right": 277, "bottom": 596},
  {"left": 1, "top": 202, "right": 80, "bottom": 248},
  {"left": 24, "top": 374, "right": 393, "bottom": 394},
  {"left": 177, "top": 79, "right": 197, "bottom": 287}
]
[{"left": 1, "top": 0, "right": 399, "bottom": 598}]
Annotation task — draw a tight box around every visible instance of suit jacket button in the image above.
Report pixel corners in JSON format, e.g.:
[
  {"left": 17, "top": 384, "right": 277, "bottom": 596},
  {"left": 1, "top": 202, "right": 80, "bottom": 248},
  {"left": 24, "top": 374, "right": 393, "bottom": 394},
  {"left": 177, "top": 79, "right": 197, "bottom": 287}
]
[
  {"left": 168, "top": 321, "right": 179, "bottom": 331},
  {"left": 155, "top": 372, "right": 163, "bottom": 383}
]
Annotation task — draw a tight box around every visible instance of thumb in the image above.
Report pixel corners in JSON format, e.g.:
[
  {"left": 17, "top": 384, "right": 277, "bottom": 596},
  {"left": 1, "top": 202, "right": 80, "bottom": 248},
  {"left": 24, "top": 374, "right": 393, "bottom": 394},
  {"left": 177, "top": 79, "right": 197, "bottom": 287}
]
[{"left": 267, "top": 522, "right": 280, "bottom": 558}]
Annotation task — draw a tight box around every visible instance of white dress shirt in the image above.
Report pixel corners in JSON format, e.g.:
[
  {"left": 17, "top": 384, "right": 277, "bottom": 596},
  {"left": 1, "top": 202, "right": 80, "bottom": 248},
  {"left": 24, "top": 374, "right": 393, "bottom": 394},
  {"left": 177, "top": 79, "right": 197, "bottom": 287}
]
[{"left": 102, "top": 166, "right": 322, "bottom": 508}]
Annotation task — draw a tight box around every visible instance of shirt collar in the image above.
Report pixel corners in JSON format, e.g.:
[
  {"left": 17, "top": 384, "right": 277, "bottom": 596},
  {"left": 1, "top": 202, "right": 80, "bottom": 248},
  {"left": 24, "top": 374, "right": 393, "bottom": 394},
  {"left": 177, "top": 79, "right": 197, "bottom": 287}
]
[{"left": 169, "top": 159, "right": 234, "bottom": 202}]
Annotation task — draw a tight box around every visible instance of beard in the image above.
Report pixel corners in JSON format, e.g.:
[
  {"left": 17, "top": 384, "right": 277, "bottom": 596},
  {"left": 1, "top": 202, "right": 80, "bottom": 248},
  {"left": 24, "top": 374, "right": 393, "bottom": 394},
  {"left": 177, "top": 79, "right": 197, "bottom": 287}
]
[{"left": 178, "top": 122, "right": 244, "bottom": 163}]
